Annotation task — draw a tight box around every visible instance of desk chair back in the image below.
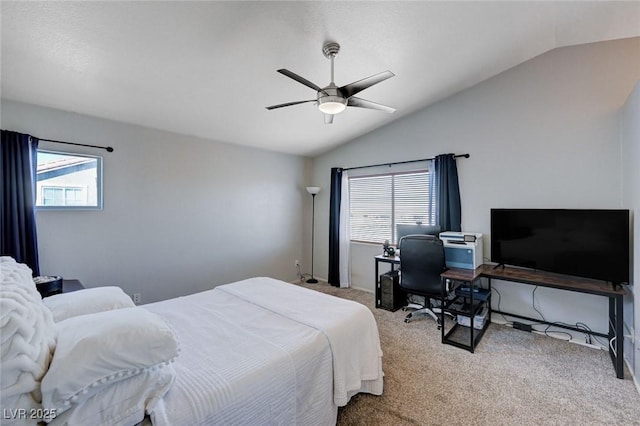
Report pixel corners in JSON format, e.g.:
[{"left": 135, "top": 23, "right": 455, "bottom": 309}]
[
  {"left": 399, "top": 235, "right": 446, "bottom": 296},
  {"left": 396, "top": 224, "right": 441, "bottom": 248}
]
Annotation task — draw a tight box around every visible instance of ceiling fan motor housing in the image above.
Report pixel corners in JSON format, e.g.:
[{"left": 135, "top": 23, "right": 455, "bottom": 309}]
[
  {"left": 322, "top": 42, "right": 340, "bottom": 59},
  {"left": 317, "top": 84, "right": 347, "bottom": 114}
]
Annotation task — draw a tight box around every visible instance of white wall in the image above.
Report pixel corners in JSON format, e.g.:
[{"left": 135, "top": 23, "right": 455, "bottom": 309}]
[
  {"left": 1, "top": 99, "right": 310, "bottom": 303},
  {"left": 621, "top": 81, "right": 640, "bottom": 380},
  {"left": 312, "top": 38, "right": 640, "bottom": 340}
]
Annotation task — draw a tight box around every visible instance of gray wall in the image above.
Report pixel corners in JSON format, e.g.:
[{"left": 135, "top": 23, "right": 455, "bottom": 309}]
[
  {"left": 621, "top": 81, "right": 640, "bottom": 382},
  {"left": 311, "top": 38, "right": 640, "bottom": 347},
  {"left": 1, "top": 99, "right": 310, "bottom": 303}
]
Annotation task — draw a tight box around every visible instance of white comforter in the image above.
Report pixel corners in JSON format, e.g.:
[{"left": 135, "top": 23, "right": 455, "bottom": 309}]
[
  {"left": 145, "top": 277, "right": 383, "bottom": 425},
  {"left": 217, "top": 277, "right": 384, "bottom": 406}
]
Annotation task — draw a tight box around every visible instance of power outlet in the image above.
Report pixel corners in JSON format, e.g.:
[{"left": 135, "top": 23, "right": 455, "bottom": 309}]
[
  {"left": 132, "top": 293, "right": 141, "bottom": 304},
  {"left": 295, "top": 259, "right": 300, "bottom": 268}
]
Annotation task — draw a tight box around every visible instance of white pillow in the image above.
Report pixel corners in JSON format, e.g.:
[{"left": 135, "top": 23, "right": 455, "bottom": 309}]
[
  {"left": 41, "top": 307, "right": 179, "bottom": 416},
  {"left": 43, "top": 286, "right": 135, "bottom": 322},
  {"left": 47, "top": 366, "right": 175, "bottom": 426},
  {"left": 0, "top": 257, "right": 56, "bottom": 425}
]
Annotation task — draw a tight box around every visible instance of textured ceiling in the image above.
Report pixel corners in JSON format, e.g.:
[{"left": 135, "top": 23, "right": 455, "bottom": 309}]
[{"left": 2, "top": 1, "right": 639, "bottom": 156}]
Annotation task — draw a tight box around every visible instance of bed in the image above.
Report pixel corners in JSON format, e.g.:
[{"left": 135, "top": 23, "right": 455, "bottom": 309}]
[
  {"left": 146, "top": 277, "right": 383, "bottom": 425},
  {"left": 0, "top": 256, "right": 383, "bottom": 426}
]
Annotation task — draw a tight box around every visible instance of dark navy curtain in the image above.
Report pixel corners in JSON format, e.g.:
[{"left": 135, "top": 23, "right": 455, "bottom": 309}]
[
  {"left": 1, "top": 130, "right": 40, "bottom": 275},
  {"left": 435, "top": 153, "right": 461, "bottom": 232},
  {"left": 328, "top": 167, "right": 342, "bottom": 287}
]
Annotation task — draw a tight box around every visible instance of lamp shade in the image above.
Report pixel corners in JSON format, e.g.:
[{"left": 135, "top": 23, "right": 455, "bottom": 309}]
[{"left": 306, "top": 186, "right": 321, "bottom": 195}]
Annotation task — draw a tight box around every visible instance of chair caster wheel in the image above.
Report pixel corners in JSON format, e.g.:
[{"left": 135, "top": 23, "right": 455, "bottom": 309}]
[
  {"left": 404, "top": 318, "right": 410, "bottom": 323},
  {"left": 437, "top": 326, "right": 442, "bottom": 330}
]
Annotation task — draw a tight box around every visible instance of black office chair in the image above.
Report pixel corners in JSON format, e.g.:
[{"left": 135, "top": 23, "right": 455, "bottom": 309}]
[{"left": 398, "top": 234, "right": 448, "bottom": 328}]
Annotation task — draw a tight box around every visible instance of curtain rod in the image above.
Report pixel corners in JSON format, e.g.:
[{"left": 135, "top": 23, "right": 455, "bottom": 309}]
[
  {"left": 342, "top": 153, "right": 469, "bottom": 171},
  {"left": 38, "top": 137, "right": 114, "bottom": 153}
]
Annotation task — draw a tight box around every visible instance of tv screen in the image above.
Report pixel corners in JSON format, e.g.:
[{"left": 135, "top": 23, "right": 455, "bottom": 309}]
[{"left": 491, "top": 209, "right": 630, "bottom": 284}]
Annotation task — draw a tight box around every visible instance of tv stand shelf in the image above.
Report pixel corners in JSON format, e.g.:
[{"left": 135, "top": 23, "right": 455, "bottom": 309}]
[
  {"left": 480, "top": 264, "right": 626, "bottom": 379},
  {"left": 440, "top": 265, "right": 626, "bottom": 379},
  {"left": 485, "top": 265, "right": 624, "bottom": 295},
  {"left": 440, "top": 267, "right": 490, "bottom": 353}
]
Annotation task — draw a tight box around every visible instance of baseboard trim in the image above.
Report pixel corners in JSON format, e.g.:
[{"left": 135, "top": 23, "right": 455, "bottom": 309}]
[
  {"left": 350, "top": 285, "right": 373, "bottom": 294},
  {"left": 625, "top": 358, "right": 639, "bottom": 395}
]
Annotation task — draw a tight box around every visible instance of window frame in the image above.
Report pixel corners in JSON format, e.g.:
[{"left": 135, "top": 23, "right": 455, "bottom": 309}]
[
  {"left": 349, "top": 168, "right": 435, "bottom": 245},
  {"left": 36, "top": 149, "right": 104, "bottom": 211}
]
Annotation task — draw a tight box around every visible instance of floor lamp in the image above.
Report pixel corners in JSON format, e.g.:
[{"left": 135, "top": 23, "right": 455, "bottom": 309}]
[{"left": 306, "top": 186, "right": 320, "bottom": 283}]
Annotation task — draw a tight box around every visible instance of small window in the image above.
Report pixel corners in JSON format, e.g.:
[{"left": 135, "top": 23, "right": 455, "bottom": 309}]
[{"left": 36, "top": 150, "right": 103, "bottom": 210}]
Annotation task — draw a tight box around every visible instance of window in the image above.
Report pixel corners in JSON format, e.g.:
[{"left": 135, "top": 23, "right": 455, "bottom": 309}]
[
  {"left": 41, "top": 186, "right": 86, "bottom": 206},
  {"left": 349, "top": 170, "right": 435, "bottom": 244},
  {"left": 36, "top": 150, "right": 103, "bottom": 209}
]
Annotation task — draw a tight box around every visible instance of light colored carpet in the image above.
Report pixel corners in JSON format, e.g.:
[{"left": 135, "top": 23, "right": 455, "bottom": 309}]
[{"left": 297, "top": 281, "right": 640, "bottom": 426}]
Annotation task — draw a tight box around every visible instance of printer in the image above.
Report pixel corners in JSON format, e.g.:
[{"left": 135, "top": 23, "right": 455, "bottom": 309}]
[{"left": 439, "top": 231, "right": 484, "bottom": 270}]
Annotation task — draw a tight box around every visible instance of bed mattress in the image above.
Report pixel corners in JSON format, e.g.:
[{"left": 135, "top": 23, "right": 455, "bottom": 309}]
[{"left": 144, "top": 277, "right": 383, "bottom": 425}]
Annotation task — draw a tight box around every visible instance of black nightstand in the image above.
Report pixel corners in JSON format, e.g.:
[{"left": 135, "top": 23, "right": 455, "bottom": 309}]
[
  {"left": 37, "top": 279, "right": 85, "bottom": 298},
  {"left": 62, "top": 279, "right": 85, "bottom": 293}
]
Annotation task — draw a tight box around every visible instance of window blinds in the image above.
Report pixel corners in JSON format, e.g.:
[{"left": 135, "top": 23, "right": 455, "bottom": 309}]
[{"left": 349, "top": 170, "right": 434, "bottom": 244}]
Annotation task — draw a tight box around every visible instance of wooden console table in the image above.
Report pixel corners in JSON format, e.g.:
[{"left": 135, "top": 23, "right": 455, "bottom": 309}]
[{"left": 478, "top": 265, "right": 626, "bottom": 379}]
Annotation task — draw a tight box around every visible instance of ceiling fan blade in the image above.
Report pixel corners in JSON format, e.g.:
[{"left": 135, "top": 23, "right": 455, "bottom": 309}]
[
  {"left": 347, "top": 97, "right": 396, "bottom": 113},
  {"left": 277, "top": 69, "right": 323, "bottom": 92},
  {"left": 265, "top": 100, "right": 316, "bottom": 110},
  {"left": 324, "top": 114, "right": 334, "bottom": 124},
  {"left": 340, "top": 70, "right": 395, "bottom": 98}
]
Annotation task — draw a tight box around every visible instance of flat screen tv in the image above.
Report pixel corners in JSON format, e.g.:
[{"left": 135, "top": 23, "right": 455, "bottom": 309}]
[{"left": 491, "top": 209, "right": 630, "bottom": 284}]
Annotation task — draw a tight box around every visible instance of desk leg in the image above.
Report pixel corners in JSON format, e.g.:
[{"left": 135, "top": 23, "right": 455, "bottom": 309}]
[
  {"left": 487, "top": 277, "right": 492, "bottom": 325},
  {"left": 610, "top": 295, "right": 624, "bottom": 379},
  {"left": 440, "top": 277, "right": 446, "bottom": 344},
  {"left": 375, "top": 260, "right": 380, "bottom": 309}
]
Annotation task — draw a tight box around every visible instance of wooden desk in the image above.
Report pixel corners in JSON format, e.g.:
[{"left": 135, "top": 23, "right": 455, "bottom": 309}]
[{"left": 479, "top": 264, "right": 625, "bottom": 379}]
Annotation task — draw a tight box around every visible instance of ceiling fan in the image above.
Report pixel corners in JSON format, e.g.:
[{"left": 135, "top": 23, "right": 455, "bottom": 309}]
[{"left": 266, "top": 41, "right": 396, "bottom": 124}]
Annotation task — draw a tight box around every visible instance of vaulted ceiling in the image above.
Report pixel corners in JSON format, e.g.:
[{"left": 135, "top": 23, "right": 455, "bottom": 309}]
[{"left": 2, "top": 1, "right": 639, "bottom": 156}]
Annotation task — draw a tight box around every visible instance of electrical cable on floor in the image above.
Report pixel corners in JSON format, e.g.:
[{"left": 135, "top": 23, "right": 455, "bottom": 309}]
[
  {"left": 493, "top": 286, "right": 610, "bottom": 349},
  {"left": 529, "top": 287, "right": 572, "bottom": 340},
  {"left": 608, "top": 317, "right": 618, "bottom": 354},
  {"left": 297, "top": 264, "right": 313, "bottom": 283},
  {"left": 533, "top": 322, "right": 572, "bottom": 341},
  {"left": 575, "top": 322, "right": 593, "bottom": 344},
  {"left": 532, "top": 286, "right": 546, "bottom": 321},
  {"left": 575, "top": 321, "right": 608, "bottom": 346},
  {"left": 296, "top": 264, "right": 308, "bottom": 283},
  {"left": 490, "top": 287, "right": 513, "bottom": 326},
  {"left": 610, "top": 336, "right": 617, "bottom": 356}
]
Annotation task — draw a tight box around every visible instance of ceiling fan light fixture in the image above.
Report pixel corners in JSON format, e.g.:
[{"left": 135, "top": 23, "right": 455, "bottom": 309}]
[
  {"left": 318, "top": 97, "right": 347, "bottom": 114},
  {"left": 266, "top": 40, "right": 395, "bottom": 120}
]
